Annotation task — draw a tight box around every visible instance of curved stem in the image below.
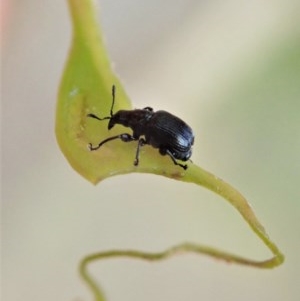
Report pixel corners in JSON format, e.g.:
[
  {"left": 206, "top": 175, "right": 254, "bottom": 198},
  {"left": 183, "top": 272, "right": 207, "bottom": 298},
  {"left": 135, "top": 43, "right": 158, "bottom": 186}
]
[
  {"left": 80, "top": 165, "right": 284, "bottom": 300},
  {"left": 183, "top": 164, "right": 285, "bottom": 268}
]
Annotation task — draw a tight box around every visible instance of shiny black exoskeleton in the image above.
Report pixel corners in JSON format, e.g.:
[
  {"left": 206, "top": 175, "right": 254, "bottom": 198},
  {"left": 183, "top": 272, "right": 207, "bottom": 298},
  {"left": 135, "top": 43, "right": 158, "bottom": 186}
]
[{"left": 87, "top": 86, "right": 194, "bottom": 170}]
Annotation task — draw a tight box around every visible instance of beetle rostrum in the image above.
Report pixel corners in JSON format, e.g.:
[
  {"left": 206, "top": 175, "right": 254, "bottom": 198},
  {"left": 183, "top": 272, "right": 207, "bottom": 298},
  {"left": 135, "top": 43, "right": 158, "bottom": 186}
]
[{"left": 87, "top": 85, "right": 194, "bottom": 170}]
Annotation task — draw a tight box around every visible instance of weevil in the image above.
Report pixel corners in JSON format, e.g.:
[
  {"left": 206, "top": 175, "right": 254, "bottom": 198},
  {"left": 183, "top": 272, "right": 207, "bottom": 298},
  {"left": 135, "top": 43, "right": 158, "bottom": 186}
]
[{"left": 87, "top": 86, "right": 194, "bottom": 170}]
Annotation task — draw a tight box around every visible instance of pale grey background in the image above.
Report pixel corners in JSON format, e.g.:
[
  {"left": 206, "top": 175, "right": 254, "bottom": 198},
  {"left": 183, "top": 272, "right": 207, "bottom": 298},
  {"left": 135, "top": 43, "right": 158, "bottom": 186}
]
[{"left": 2, "top": 0, "right": 300, "bottom": 300}]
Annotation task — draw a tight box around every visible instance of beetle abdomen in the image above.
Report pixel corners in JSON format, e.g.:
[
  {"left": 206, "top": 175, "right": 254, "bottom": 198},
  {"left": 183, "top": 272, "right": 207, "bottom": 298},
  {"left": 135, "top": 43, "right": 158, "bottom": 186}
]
[{"left": 146, "top": 110, "right": 194, "bottom": 159}]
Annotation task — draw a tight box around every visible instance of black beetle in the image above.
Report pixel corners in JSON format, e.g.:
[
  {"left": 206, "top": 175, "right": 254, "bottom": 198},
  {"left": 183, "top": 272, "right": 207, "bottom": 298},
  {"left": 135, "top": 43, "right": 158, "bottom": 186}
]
[{"left": 87, "top": 85, "right": 194, "bottom": 170}]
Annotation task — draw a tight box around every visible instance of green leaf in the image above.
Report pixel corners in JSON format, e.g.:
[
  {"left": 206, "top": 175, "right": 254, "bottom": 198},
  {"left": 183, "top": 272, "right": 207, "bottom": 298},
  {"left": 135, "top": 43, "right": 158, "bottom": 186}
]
[
  {"left": 56, "top": 0, "right": 284, "bottom": 300},
  {"left": 56, "top": 0, "right": 188, "bottom": 184}
]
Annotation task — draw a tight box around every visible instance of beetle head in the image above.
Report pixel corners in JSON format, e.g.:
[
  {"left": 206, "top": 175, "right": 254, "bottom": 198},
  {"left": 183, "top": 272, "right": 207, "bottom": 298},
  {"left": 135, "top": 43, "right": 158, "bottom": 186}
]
[{"left": 107, "top": 110, "right": 130, "bottom": 129}]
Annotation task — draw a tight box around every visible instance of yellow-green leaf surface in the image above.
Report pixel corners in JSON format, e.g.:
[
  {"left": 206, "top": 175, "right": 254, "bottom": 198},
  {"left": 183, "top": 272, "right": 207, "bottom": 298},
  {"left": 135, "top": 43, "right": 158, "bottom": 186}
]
[
  {"left": 56, "top": 0, "right": 284, "bottom": 300},
  {"left": 56, "top": 0, "right": 189, "bottom": 184}
]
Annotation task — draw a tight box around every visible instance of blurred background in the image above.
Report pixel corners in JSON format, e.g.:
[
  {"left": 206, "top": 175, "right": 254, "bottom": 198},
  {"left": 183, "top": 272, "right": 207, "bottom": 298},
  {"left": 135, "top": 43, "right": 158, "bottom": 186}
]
[{"left": 2, "top": 0, "right": 300, "bottom": 300}]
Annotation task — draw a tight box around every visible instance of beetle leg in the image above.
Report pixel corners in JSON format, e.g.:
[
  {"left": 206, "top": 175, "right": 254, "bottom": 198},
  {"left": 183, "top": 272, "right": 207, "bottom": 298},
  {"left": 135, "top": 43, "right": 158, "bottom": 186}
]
[
  {"left": 88, "top": 133, "right": 136, "bottom": 151},
  {"left": 134, "top": 138, "right": 146, "bottom": 166},
  {"left": 165, "top": 149, "right": 188, "bottom": 170},
  {"left": 143, "top": 107, "right": 153, "bottom": 112}
]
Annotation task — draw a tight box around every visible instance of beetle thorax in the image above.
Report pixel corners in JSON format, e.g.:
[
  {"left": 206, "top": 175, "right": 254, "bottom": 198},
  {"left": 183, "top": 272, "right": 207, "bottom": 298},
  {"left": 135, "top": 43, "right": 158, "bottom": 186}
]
[{"left": 108, "top": 109, "right": 153, "bottom": 133}]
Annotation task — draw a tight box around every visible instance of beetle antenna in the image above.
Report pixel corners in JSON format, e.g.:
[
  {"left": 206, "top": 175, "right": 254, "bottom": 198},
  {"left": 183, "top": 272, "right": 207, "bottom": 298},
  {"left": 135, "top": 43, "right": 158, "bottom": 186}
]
[
  {"left": 111, "top": 85, "right": 116, "bottom": 117},
  {"left": 87, "top": 85, "right": 116, "bottom": 121}
]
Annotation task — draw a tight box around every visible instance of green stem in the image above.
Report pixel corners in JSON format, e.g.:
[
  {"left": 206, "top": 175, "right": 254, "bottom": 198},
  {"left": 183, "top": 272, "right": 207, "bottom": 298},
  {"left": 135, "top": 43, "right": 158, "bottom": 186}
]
[
  {"left": 183, "top": 164, "right": 284, "bottom": 268},
  {"left": 80, "top": 165, "right": 284, "bottom": 301},
  {"left": 68, "top": 0, "right": 111, "bottom": 75}
]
